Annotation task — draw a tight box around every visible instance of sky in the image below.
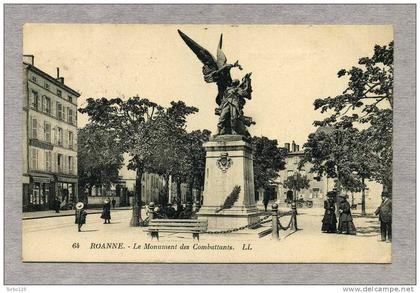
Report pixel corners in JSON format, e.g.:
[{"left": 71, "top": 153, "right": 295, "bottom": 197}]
[{"left": 23, "top": 24, "right": 393, "bottom": 147}]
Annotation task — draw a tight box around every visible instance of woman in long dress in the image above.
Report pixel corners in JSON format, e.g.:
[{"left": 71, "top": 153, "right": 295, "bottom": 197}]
[
  {"left": 101, "top": 198, "right": 111, "bottom": 224},
  {"left": 321, "top": 191, "right": 337, "bottom": 233},
  {"left": 75, "top": 202, "right": 87, "bottom": 232},
  {"left": 337, "top": 195, "right": 357, "bottom": 235}
]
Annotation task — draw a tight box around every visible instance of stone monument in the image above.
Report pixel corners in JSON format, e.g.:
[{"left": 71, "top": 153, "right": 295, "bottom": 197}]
[{"left": 178, "top": 30, "right": 259, "bottom": 230}]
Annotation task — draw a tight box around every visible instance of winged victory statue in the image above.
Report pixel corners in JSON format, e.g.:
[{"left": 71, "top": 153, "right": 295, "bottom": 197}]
[{"left": 178, "top": 30, "right": 255, "bottom": 137}]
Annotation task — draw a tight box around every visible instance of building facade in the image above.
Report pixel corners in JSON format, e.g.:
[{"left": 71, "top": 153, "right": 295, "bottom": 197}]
[
  {"left": 276, "top": 142, "right": 330, "bottom": 207},
  {"left": 270, "top": 141, "right": 382, "bottom": 210},
  {"left": 22, "top": 55, "right": 80, "bottom": 212},
  {"left": 85, "top": 153, "right": 201, "bottom": 207}
]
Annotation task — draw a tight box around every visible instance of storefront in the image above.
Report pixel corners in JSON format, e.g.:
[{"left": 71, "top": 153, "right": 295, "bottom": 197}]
[
  {"left": 56, "top": 176, "right": 78, "bottom": 209},
  {"left": 23, "top": 173, "right": 55, "bottom": 212}
]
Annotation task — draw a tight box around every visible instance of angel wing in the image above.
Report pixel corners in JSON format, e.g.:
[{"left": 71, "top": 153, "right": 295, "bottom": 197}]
[
  {"left": 178, "top": 30, "right": 233, "bottom": 106},
  {"left": 178, "top": 30, "right": 219, "bottom": 73},
  {"left": 216, "top": 34, "right": 227, "bottom": 69}
]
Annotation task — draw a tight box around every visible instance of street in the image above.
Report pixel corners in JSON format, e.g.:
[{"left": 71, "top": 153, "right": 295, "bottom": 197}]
[{"left": 22, "top": 206, "right": 391, "bottom": 263}]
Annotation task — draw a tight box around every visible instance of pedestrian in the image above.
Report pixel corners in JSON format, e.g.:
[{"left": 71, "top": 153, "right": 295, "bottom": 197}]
[
  {"left": 54, "top": 197, "right": 61, "bottom": 213},
  {"left": 262, "top": 193, "right": 270, "bottom": 212},
  {"left": 111, "top": 198, "right": 116, "bottom": 209},
  {"left": 321, "top": 191, "right": 337, "bottom": 233},
  {"left": 74, "top": 202, "right": 87, "bottom": 232},
  {"left": 101, "top": 198, "right": 111, "bottom": 224},
  {"left": 153, "top": 207, "right": 166, "bottom": 219},
  {"left": 337, "top": 194, "right": 357, "bottom": 235},
  {"left": 179, "top": 202, "right": 193, "bottom": 219},
  {"left": 175, "top": 201, "right": 184, "bottom": 219},
  {"left": 375, "top": 191, "right": 392, "bottom": 242},
  {"left": 165, "top": 203, "right": 176, "bottom": 219}
]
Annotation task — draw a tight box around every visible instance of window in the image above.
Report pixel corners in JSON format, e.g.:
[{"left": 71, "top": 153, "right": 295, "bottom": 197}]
[
  {"left": 68, "top": 156, "right": 73, "bottom": 174},
  {"left": 31, "top": 118, "right": 38, "bottom": 139},
  {"left": 30, "top": 148, "right": 38, "bottom": 170},
  {"left": 68, "top": 108, "right": 73, "bottom": 124},
  {"left": 30, "top": 183, "right": 40, "bottom": 205},
  {"left": 57, "top": 127, "right": 63, "bottom": 146},
  {"left": 68, "top": 95, "right": 73, "bottom": 103},
  {"left": 43, "top": 96, "right": 51, "bottom": 114},
  {"left": 45, "top": 151, "right": 52, "bottom": 172},
  {"left": 30, "top": 90, "right": 39, "bottom": 110},
  {"left": 57, "top": 153, "right": 63, "bottom": 173},
  {"left": 53, "top": 128, "right": 57, "bottom": 145},
  {"left": 44, "top": 122, "right": 51, "bottom": 143},
  {"left": 44, "top": 82, "right": 49, "bottom": 89},
  {"left": 68, "top": 131, "right": 73, "bottom": 149},
  {"left": 31, "top": 75, "right": 37, "bottom": 83},
  {"left": 57, "top": 89, "right": 62, "bottom": 97},
  {"left": 56, "top": 102, "right": 62, "bottom": 120},
  {"left": 62, "top": 106, "right": 66, "bottom": 122}
]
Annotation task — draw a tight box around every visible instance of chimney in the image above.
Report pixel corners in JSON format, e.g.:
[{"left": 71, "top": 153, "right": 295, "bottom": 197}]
[
  {"left": 292, "top": 140, "right": 296, "bottom": 152},
  {"left": 56, "top": 67, "right": 64, "bottom": 83},
  {"left": 284, "top": 143, "right": 290, "bottom": 152},
  {"left": 296, "top": 145, "right": 300, "bottom": 152},
  {"left": 23, "top": 55, "right": 34, "bottom": 65}
]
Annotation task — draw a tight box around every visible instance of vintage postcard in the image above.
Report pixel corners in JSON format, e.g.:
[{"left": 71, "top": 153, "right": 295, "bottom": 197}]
[{"left": 22, "top": 24, "right": 393, "bottom": 263}]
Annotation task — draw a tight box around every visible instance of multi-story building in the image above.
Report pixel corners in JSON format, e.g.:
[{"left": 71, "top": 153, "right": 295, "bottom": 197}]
[
  {"left": 276, "top": 141, "right": 331, "bottom": 207},
  {"left": 22, "top": 55, "right": 80, "bottom": 212}
]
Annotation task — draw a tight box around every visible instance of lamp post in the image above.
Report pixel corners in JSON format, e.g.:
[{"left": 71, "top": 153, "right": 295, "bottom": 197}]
[{"left": 291, "top": 171, "right": 298, "bottom": 231}]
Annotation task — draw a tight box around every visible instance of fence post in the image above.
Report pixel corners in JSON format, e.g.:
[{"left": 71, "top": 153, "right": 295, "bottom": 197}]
[
  {"left": 148, "top": 202, "right": 155, "bottom": 221},
  {"left": 272, "top": 203, "right": 279, "bottom": 240}
]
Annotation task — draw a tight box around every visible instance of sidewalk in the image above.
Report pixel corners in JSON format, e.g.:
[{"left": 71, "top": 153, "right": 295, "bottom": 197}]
[{"left": 22, "top": 206, "right": 132, "bottom": 220}]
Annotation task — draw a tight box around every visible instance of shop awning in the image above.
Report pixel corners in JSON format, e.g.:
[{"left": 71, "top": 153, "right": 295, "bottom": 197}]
[
  {"left": 57, "top": 176, "right": 78, "bottom": 183},
  {"left": 31, "top": 176, "right": 52, "bottom": 183}
]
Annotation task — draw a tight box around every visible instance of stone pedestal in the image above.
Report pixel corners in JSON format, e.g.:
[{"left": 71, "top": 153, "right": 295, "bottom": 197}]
[{"left": 197, "top": 135, "right": 260, "bottom": 230}]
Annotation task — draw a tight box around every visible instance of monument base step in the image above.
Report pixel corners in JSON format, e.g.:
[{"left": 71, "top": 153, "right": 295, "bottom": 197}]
[{"left": 197, "top": 207, "right": 262, "bottom": 231}]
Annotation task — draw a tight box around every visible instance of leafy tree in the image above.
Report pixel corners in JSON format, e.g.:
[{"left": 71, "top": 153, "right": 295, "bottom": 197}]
[
  {"left": 79, "top": 96, "right": 164, "bottom": 226},
  {"left": 301, "top": 126, "right": 375, "bottom": 214},
  {"left": 283, "top": 173, "right": 310, "bottom": 192},
  {"left": 77, "top": 123, "right": 124, "bottom": 201},
  {"left": 301, "top": 127, "right": 362, "bottom": 188},
  {"left": 146, "top": 101, "right": 200, "bottom": 204},
  {"left": 310, "top": 42, "right": 393, "bottom": 193},
  {"left": 252, "top": 136, "right": 287, "bottom": 190},
  {"left": 184, "top": 129, "right": 211, "bottom": 203}
]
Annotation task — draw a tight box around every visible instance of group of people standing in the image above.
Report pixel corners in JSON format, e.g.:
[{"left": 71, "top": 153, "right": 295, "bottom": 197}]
[
  {"left": 147, "top": 201, "right": 197, "bottom": 220},
  {"left": 321, "top": 191, "right": 356, "bottom": 235},
  {"left": 321, "top": 190, "right": 392, "bottom": 242}
]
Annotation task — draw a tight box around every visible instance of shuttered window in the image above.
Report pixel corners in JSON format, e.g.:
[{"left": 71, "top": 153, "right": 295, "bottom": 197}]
[{"left": 31, "top": 118, "right": 38, "bottom": 139}]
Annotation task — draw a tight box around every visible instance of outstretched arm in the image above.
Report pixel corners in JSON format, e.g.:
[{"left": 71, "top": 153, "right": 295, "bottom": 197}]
[
  {"left": 233, "top": 60, "right": 243, "bottom": 70},
  {"left": 238, "top": 73, "right": 253, "bottom": 99}
]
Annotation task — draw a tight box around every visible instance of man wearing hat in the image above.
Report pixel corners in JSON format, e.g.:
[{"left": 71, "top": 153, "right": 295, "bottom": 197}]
[
  {"left": 375, "top": 191, "right": 392, "bottom": 242},
  {"left": 321, "top": 191, "right": 337, "bottom": 233},
  {"left": 75, "top": 202, "right": 87, "bottom": 232}
]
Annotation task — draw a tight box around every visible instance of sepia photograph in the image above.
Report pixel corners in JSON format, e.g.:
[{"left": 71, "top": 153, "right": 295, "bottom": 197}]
[{"left": 21, "top": 24, "right": 394, "bottom": 263}]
